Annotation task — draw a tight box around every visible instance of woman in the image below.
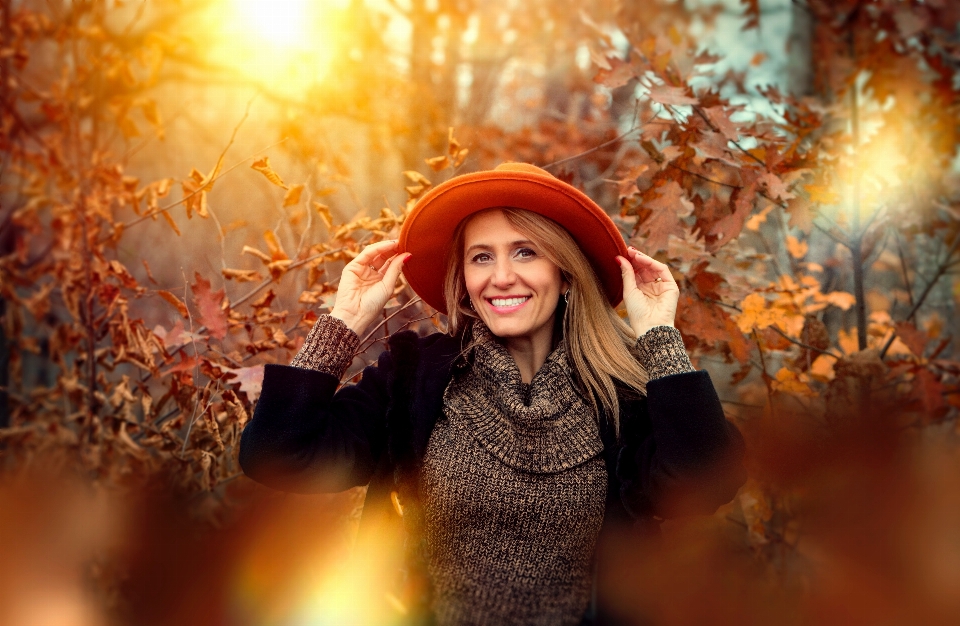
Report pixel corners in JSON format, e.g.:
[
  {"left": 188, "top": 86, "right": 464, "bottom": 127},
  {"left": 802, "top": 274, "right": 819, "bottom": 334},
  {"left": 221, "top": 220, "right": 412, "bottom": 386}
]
[{"left": 240, "top": 163, "right": 745, "bottom": 626}]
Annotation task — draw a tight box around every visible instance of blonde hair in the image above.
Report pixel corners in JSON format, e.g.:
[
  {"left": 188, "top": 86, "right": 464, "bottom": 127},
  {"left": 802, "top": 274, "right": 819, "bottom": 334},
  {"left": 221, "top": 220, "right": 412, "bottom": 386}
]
[{"left": 443, "top": 207, "right": 649, "bottom": 436}]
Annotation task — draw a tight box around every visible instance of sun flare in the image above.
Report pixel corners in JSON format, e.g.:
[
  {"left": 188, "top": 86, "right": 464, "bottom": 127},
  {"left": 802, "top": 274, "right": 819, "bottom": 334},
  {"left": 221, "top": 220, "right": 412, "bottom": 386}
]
[
  {"left": 234, "top": 0, "right": 311, "bottom": 49},
  {"left": 205, "top": 0, "right": 350, "bottom": 95}
]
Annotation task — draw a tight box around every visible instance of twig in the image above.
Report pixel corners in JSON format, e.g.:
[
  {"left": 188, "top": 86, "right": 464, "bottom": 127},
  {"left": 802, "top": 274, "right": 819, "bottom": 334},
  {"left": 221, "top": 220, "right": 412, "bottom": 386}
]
[
  {"left": 880, "top": 232, "right": 960, "bottom": 359},
  {"left": 357, "top": 296, "right": 423, "bottom": 350},
  {"left": 894, "top": 233, "right": 915, "bottom": 309},
  {"left": 116, "top": 137, "right": 287, "bottom": 233},
  {"left": 540, "top": 127, "right": 641, "bottom": 170}
]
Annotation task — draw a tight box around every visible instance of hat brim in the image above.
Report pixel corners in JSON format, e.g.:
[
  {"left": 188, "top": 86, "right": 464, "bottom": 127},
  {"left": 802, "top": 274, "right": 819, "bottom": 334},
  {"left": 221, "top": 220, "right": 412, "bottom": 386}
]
[{"left": 399, "top": 166, "right": 628, "bottom": 314}]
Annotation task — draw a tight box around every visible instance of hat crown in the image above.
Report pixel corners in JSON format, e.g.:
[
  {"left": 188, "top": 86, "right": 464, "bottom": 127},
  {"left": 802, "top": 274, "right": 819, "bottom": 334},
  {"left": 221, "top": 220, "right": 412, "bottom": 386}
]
[{"left": 493, "top": 162, "right": 554, "bottom": 177}]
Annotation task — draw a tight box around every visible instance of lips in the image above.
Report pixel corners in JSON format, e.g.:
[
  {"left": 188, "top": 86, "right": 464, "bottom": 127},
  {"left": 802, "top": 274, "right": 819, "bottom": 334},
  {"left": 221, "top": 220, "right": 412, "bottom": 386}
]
[{"left": 486, "top": 295, "right": 531, "bottom": 312}]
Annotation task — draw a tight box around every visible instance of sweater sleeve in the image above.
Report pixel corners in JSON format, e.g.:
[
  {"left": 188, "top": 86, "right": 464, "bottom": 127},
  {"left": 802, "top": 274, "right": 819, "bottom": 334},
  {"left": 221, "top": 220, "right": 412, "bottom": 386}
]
[
  {"left": 635, "top": 326, "right": 694, "bottom": 380},
  {"left": 616, "top": 367, "right": 746, "bottom": 520},
  {"left": 290, "top": 314, "right": 360, "bottom": 377},
  {"left": 239, "top": 328, "right": 395, "bottom": 494}
]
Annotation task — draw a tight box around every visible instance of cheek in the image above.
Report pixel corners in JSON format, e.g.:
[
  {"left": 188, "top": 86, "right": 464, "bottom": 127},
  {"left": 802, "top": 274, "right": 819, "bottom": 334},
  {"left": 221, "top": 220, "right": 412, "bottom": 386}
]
[{"left": 463, "top": 267, "right": 484, "bottom": 300}]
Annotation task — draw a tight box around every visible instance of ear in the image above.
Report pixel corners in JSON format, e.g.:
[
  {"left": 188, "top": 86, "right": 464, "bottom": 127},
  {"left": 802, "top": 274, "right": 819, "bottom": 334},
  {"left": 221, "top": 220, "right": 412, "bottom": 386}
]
[{"left": 560, "top": 271, "right": 572, "bottom": 293}]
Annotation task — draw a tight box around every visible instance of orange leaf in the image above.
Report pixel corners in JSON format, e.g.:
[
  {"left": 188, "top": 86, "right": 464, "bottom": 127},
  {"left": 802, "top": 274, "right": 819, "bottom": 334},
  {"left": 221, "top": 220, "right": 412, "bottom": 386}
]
[
  {"left": 283, "top": 183, "right": 304, "bottom": 207},
  {"left": 250, "top": 156, "right": 288, "bottom": 189},
  {"left": 786, "top": 235, "right": 808, "bottom": 259},
  {"left": 222, "top": 268, "right": 263, "bottom": 283},
  {"left": 263, "top": 230, "right": 288, "bottom": 261},
  {"left": 425, "top": 155, "right": 450, "bottom": 171},
  {"left": 190, "top": 273, "right": 228, "bottom": 340},
  {"left": 157, "top": 290, "right": 188, "bottom": 318},
  {"left": 314, "top": 202, "right": 334, "bottom": 230}
]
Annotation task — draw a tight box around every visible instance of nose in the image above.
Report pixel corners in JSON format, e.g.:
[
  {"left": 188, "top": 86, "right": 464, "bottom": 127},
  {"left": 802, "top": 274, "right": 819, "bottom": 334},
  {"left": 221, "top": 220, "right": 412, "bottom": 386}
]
[{"left": 490, "top": 257, "right": 516, "bottom": 288}]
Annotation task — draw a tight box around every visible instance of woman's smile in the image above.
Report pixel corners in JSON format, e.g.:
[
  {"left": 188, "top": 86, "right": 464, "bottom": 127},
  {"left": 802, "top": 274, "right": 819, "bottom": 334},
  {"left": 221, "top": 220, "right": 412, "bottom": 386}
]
[{"left": 486, "top": 295, "right": 531, "bottom": 312}]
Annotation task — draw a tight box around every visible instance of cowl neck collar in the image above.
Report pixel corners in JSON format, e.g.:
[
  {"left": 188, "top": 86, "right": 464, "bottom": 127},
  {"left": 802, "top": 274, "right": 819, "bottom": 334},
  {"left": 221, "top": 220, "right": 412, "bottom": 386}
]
[{"left": 442, "top": 322, "right": 603, "bottom": 473}]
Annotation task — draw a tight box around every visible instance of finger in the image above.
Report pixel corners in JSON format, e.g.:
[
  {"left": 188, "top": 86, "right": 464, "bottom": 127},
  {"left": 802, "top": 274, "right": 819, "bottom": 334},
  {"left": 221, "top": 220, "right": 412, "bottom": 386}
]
[
  {"left": 381, "top": 252, "right": 410, "bottom": 290},
  {"left": 616, "top": 256, "right": 638, "bottom": 292},
  {"left": 353, "top": 239, "right": 399, "bottom": 267},
  {"left": 628, "top": 247, "right": 674, "bottom": 284}
]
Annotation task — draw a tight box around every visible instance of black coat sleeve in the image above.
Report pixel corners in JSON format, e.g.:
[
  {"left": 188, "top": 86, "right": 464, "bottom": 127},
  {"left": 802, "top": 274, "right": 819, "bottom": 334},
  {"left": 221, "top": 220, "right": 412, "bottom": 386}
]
[
  {"left": 616, "top": 370, "right": 746, "bottom": 519},
  {"left": 238, "top": 349, "right": 396, "bottom": 494}
]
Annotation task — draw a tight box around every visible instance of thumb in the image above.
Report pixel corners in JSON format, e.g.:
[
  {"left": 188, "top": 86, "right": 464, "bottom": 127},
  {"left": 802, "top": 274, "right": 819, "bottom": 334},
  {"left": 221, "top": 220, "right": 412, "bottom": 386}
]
[{"left": 617, "top": 255, "right": 638, "bottom": 293}]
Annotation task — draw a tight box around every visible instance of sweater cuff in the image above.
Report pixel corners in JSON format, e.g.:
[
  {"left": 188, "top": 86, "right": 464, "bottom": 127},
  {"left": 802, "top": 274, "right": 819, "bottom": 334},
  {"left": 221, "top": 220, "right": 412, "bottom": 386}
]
[
  {"left": 636, "top": 326, "right": 695, "bottom": 380},
  {"left": 290, "top": 314, "right": 360, "bottom": 378}
]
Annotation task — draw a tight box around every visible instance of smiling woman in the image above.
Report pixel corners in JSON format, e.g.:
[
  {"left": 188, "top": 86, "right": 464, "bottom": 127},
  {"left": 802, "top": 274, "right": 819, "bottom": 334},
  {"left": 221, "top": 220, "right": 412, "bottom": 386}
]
[{"left": 239, "top": 162, "right": 747, "bottom": 625}]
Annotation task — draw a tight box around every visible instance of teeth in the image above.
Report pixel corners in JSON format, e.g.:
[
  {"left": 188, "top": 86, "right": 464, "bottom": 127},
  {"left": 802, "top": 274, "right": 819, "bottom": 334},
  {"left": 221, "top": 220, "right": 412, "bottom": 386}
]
[{"left": 490, "top": 297, "right": 529, "bottom": 307}]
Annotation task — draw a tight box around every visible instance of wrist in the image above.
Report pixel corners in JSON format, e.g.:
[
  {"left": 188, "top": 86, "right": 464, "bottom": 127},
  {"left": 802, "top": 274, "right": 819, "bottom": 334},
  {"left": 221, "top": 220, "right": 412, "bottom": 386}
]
[
  {"left": 329, "top": 308, "right": 370, "bottom": 335},
  {"left": 633, "top": 322, "right": 674, "bottom": 338}
]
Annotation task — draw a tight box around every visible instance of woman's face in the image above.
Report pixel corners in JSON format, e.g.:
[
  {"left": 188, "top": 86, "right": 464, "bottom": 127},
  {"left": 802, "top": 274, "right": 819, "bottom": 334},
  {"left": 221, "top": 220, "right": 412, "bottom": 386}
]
[{"left": 462, "top": 210, "right": 567, "bottom": 346}]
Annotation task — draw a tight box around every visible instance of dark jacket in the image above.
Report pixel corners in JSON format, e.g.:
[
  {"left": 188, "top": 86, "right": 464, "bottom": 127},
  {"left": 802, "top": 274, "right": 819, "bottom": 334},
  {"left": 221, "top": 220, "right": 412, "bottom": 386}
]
[{"left": 239, "top": 329, "right": 746, "bottom": 623}]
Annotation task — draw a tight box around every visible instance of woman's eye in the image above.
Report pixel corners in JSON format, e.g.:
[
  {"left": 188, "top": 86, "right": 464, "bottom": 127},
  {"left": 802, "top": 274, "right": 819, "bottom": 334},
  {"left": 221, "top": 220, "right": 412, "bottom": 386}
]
[
  {"left": 469, "top": 252, "right": 492, "bottom": 263},
  {"left": 515, "top": 248, "right": 537, "bottom": 259}
]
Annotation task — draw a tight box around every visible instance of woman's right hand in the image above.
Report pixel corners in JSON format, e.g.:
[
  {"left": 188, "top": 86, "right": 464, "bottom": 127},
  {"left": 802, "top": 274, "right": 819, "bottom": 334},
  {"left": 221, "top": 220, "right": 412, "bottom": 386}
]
[{"left": 329, "top": 240, "right": 411, "bottom": 335}]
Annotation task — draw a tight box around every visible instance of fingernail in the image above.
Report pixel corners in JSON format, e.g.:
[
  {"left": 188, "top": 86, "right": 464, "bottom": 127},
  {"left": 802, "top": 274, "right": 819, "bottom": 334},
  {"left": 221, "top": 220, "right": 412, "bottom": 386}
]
[{"left": 403, "top": 254, "right": 412, "bottom": 263}]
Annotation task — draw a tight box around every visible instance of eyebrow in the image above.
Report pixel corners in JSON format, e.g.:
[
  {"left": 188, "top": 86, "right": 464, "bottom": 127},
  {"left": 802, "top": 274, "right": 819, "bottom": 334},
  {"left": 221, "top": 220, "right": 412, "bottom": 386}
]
[{"left": 464, "top": 240, "right": 535, "bottom": 254}]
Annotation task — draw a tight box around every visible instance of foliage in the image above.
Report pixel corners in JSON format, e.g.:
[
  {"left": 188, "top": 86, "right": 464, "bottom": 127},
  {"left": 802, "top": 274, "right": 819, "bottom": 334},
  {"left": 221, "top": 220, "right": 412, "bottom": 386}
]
[{"left": 0, "top": 0, "right": 959, "bottom": 622}]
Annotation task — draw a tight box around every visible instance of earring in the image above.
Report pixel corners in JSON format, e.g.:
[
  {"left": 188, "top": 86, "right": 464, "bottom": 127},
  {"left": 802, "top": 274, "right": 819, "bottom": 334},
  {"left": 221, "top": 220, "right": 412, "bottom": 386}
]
[
  {"left": 564, "top": 289, "right": 570, "bottom": 304},
  {"left": 467, "top": 299, "right": 475, "bottom": 311}
]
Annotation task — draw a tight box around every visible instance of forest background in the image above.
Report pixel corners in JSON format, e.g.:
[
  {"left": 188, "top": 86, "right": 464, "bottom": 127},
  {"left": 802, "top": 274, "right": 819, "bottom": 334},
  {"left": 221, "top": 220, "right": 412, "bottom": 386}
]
[{"left": 1, "top": 0, "right": 959, "bottom": 624}]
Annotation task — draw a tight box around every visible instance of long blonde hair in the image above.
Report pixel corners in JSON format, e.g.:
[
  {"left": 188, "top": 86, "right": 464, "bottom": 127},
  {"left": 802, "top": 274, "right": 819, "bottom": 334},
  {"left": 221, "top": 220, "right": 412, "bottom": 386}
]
[{"left": 443, "top": 207, "right": 649, "bottom": 436}]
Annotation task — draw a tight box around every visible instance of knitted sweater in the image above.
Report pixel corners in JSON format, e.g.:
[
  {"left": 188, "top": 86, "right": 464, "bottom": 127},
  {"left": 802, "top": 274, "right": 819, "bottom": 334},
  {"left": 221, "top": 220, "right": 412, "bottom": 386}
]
[{"left": 291, "top": 315, "right": 694, "bottom": 625}]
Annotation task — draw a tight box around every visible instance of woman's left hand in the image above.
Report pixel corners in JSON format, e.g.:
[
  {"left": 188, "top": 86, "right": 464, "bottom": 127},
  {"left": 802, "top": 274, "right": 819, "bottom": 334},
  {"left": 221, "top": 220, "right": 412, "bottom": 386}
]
[{"left": 616, "top": 247, "right": 680, "bottom": 338}]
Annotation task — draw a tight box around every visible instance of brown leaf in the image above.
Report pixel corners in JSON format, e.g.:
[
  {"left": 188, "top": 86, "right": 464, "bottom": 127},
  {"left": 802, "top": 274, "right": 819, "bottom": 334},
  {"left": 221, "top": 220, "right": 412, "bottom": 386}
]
[
  {"left": 895, "top": 321, "right": 929, "bottom": 358},
  {"left": 647, "top": 84, "right": 698, "bottom": 106},
  {"left": 740, "top": 0, "right": 760, "bottom": 30},
  {"left": 221, "top": 364, "right": 264, "bottom": 402},
  {"left": 282, "top": 184, "right": 304, "bottom": 207},
  {"left": 425, "top": 155, "right": 450, "bottom": 172},
  {"left": 157, "top": 290, "right": 189, "bottom": 318},
  {"left": 222, "top": 268, "right": 263, "bottom": 283},
  {"left": 314, "top": 202, "right": 334, "bottom": 230},
  {"left": 190, "top": 273, "right": 228, "bottom": 340},
  {"left": 250, "top": 156, "right": 288, "bottom": 189},
  {"left": 263, "top": 230, "right": 288, "bottom": 261},
  {"left": 637, "top": 181, "right": 694, "bottom": 254}
]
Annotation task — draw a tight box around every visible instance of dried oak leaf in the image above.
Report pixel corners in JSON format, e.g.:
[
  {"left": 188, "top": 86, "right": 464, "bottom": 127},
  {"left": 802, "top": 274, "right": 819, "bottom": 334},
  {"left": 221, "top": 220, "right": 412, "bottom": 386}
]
[
  {"left": 190, "top": 273, "right": 229, "bottom": 340},
  {"left": 251, "top": 156, "right": 289, "bottom": 189},
  {"left": 637, "top": 180, "right": 693, "bottom": 254}
]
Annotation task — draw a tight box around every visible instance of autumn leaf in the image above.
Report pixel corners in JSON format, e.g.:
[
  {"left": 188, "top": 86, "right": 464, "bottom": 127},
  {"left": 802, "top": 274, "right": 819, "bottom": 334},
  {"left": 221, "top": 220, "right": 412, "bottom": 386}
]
[
  {"left": 740, "top": 0, "right": 761, "bottom": 30},
  {"left": 894, "top": 321, "right": 929, "bottom": 357},
  {"left": 637, "top": 181, "right": 694, "bottom": 254},
  {"left": 222, "top": 268, "right": 263, "bottom": 283},
  {"left": 263, "top": 230, "right": 288, "bottom": 261},
  {"left": 647, "top": 84, "right": 698, "bottom": 106},
  {"left": 404, "top": 170, "right": 432, "bottom": 187},
  {"left": 786, "top": 235, "right": 808, "bottom": 259},
  {"left": 157, "top": 290, "right": 189, "bottom": 318},
  {"left": 425, "top": 155, "right": 450, "bottom": 171},
  {"left": 595, "top": 56, "right": 636, "bottom": 89},
  {"left": 314, "top": 202, "right": 334, "bottom": 230},
  {"left": 190, "top": 273, "right": 229, "bottom": 340},
  {"left": 283, "top": 183, "right": 304, "bottom": 207},
  {"left": 251, "top": 156, "right": 289, "bottom": 189},
  {"left": 220, "top": 364, "right": 265, "bottom": 402},
  {"left": 736, "top": 293, "right": 779, "bottom": 334}
]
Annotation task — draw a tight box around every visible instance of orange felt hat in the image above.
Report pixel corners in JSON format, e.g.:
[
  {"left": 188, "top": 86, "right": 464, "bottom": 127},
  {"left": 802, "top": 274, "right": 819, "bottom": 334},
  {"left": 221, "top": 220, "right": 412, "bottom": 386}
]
[{"left": 398, "top": 162, "right": 629, "bottom": 314}]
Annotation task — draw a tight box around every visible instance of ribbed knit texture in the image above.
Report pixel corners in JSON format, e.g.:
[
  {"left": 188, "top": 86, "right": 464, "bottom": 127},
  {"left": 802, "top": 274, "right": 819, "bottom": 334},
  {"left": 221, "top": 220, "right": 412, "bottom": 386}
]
[
  {"left": 420, "top": 322, "right": 607, "bottom": 626},
  {"left": 636, "top": 325, "right": 695, "bottom": 379},
  {"left": 289, "top": 315, "right": 359, "bottom": 377}
]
